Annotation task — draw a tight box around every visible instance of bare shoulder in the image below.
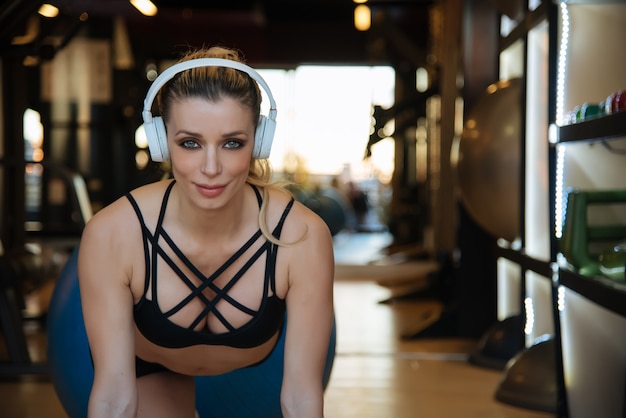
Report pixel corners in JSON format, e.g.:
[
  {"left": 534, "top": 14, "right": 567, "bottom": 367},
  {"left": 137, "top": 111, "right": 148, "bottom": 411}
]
[
  {"left": 80, "top": 181, "right": 170, "bottom": 263},
  {"left": 80, "top": 200, "right": 134, "bottom": 270}
]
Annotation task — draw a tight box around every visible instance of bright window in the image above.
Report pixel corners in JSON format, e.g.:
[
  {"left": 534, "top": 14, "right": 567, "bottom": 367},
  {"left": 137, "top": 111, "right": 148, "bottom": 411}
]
[{"left": 258, "top": 65, "right": 395, "bottom": 182}]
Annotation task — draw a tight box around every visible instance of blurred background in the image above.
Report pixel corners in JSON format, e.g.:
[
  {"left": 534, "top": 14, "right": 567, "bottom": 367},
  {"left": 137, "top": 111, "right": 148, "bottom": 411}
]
[{"left": 1, "top": 1, "right": 626, "bottom": 417}]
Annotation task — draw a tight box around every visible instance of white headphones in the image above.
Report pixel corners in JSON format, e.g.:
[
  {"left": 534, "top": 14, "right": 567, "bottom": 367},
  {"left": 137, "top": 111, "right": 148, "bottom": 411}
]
[{"left": 142, "top": 58, "right": 277, "bottom": 162}]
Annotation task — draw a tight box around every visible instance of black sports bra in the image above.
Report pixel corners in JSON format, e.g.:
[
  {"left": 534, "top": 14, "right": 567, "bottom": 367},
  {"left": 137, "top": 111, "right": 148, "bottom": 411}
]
[{"left": 126, "top": 181, "right": 293, "bottom": 349}]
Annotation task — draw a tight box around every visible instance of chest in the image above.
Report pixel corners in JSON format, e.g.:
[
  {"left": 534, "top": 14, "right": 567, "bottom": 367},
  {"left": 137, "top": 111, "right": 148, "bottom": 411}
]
[{"left": 131, "top": 232, "right": 286, "bottom": 334}]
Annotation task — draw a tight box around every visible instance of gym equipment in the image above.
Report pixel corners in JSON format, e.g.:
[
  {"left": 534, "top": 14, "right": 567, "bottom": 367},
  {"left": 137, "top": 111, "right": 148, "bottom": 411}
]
[
  {"left": 560, "top": 188, "right": 626, "bottom": 277},
  {"left": 47, "top": 247, "right": 336, "bottom": 418},
  {"left": 604, "top": 89, "right": 626, "bottom": 115},
  {"left": 46, "top": 247, "right": 93, "bottom": 418},
  {"left": 468, "top": 314, "right": 524, "bottom": 370},
  {"left": 142, "top": 58, "right": 277, "bottom": 162},
  {"left": 495, "top": 335, "right": 557, "bottom": 413},
  {"left": 295, "top": 187, "right": 350, "bottom": 236},
  {"left": 454, "top": 78, "right": 521, "bottom": 242},
  {"left": 195, "top": 317, "right": 336, "bottom": 418},
  {"left": 599, "top": 241, "right": 626, "bottom": 280}
]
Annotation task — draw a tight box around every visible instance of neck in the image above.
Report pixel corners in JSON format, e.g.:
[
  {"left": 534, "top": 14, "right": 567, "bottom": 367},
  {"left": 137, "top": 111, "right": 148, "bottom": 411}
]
[{"left": 172, "top": 184, "right": 255, "bottom": 238}]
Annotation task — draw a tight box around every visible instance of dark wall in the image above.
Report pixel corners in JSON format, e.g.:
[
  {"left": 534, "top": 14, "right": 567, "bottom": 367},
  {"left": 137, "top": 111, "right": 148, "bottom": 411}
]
[{"left": 455, "top": 0, "right": 500, "bottom": 338}]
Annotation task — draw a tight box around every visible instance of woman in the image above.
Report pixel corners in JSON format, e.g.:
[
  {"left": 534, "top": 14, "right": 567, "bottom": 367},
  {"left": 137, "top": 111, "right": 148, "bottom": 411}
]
[{"left": 78, "top": 46, "right": 335, "bottom": 418}]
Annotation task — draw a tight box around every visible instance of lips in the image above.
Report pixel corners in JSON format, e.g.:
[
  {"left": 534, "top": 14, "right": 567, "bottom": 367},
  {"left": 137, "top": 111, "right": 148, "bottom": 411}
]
[{"left": 196, "top": 183, "right": 226, "bottom": 198}]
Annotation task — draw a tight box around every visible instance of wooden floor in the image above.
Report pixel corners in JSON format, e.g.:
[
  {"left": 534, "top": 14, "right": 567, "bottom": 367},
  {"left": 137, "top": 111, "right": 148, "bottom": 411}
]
[{"left": 0, "top": 231, "right": 556, "bottom": 417}]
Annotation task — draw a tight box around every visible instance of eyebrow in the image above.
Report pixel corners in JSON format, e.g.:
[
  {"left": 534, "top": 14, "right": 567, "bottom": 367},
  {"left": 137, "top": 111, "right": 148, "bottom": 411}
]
[
  {"left": 174, "top": 129, "right": 202, "bottom": 137},
  {"left": 174, "top": 129, "right": 249, "bottom": 138}
]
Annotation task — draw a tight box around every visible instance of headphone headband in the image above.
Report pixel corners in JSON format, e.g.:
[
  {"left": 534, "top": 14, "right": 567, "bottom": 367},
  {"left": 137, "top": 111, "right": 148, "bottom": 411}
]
[
  {"left": 142, "top": 58, "right": 277, "bottom": 123},
  {"left": 141, "top": 58, "right": 278, "bottom": 161}
]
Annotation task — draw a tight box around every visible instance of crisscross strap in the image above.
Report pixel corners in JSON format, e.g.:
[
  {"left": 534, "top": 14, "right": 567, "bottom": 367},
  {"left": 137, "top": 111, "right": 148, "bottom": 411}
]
[{"left": 126, "top": 181, "right": 294, "bottom": 334}]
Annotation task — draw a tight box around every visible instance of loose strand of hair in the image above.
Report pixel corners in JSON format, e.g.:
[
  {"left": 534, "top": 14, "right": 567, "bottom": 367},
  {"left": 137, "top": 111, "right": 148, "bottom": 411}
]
[{"left": 248, "top": 160, "right": 306, "bottom": 247}]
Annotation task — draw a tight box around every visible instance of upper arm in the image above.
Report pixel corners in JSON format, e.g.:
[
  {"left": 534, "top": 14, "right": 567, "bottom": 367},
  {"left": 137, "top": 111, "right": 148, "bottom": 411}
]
[
  {"left": 78, "top": 204, "right": 138, "bottom": 411},
  {"left": 281, "top": 206, "right": 335, "bottom": 412}
]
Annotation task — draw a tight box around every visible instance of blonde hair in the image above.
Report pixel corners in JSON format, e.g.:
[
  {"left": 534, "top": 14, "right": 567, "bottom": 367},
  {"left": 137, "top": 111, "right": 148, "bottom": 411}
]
[{"left": 158, "top": 46, "right": 303, "bottom": 245}]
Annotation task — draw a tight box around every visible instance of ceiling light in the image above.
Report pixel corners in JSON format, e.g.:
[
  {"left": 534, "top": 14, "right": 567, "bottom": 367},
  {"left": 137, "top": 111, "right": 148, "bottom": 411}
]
[
  {"left": 354, "top": 4, "right": 371, "bottom": 31},
  {"left": 130, "top": 0, "right": 158, "bottom": 17},
  {"left": 38, "top": 4, "right": 59, "bottom": 18}
]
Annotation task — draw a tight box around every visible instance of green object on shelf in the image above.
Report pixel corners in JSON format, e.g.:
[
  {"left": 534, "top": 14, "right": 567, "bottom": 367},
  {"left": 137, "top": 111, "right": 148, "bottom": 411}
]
[
  {"left": 599, "top": 242, "right": 626, "bottom": 280},
  {"left": 560, "top": 189, "right": 626, "bottom": 277},
  {"left": 574, "top": 106, "right": 583, "bottom": 123},
  {"left": 581, "top": 102, "right": 602, "bottom": 120}
]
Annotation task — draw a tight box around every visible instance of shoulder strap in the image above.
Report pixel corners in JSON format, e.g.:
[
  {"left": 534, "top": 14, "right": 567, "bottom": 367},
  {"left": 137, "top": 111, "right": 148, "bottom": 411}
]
[
  {"left": 155, "top": 180, "right": 177, "bottom": 236},
  {"left": 272, "top": 198, "right": 295, "bottom": 238},
  {"left": 250, "top": 184, "right": 263, "bottom": 207},
  {"left": 125, "top": 192, "right": 151, "bottom": 297},
  {"left": 149, "top": 180, "right": 177, "bottom": 301},
  {"left": 125, "top": 192, "right": 144, "bottom": 226},
  {"left": 266, "top": 197, "right": 295, "bottom": 294}
]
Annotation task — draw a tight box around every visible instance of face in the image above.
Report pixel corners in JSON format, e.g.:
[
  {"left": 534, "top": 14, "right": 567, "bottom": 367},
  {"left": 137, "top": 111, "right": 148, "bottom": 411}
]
[{"left": 166, "top": 96, "right": 256, "bottom": 209}]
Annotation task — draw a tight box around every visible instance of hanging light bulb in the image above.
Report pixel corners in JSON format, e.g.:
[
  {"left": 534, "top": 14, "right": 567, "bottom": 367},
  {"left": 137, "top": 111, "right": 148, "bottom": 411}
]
[
  {"left": 354, "top": 4, "right": 371, "bottom": 31},
  {"left": 130, "top": 0, "right": 158, "bottom": 17},
  {"left": 38, "top": 4, "right": 59, "bottom": 18}
]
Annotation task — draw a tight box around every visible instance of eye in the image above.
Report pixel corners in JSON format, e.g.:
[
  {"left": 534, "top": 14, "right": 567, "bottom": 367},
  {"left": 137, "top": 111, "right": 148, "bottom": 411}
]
[
  {"left": 224, "top": 139, "right": 244, "bottom": 149},
  {"left": 180, "top": 139, "right": 200, "bottom": 149}
]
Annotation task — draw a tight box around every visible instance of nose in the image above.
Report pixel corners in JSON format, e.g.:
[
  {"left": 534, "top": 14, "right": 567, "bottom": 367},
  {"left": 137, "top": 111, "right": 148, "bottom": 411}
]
[{"left": 201, "top": 146, "right": 221, "bottom": 176}]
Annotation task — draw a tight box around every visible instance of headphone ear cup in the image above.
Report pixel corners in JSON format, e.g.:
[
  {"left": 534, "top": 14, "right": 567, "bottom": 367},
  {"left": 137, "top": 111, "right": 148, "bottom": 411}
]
[
  {"left": 145, "top": 116, "right": 168, "bottom": 162},
  {"left": 253, "top": 115, "right": 276, "bottom": 159}
]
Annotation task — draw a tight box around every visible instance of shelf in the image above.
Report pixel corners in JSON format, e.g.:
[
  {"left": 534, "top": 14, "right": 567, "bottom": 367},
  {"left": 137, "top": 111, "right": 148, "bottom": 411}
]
[
  {"left": 559, "top": 267, "right": 626, "bottom": 318},
  {"left": 557, "top": 111, "right": 626, "bottom": 143},
  {"left": 495, "top": 246, "right": 553, "bottom": 278},
  {"left": 556, "top": 111, "right": 626, "bottom": 317}
]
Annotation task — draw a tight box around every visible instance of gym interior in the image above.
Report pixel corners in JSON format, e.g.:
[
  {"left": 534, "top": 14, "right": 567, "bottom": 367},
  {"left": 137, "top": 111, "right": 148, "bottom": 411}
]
[{"left": 1, "top": 1, "right": 626, "bottom": 417}]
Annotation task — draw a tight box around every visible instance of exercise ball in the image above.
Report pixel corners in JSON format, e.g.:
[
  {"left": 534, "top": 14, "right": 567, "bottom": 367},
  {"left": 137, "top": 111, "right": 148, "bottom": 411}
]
[
  {"left": 453, "top": 78, "right": 521, "bottom": 242},
  {"left": 195, "top": 318, "right": 336, "bottom": 417},
  {"left": 47, "top": 246, "right": 336, "bottom": 418},
  {"left": 46, "top": 246, "right": 93, "bottom": 418}
]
